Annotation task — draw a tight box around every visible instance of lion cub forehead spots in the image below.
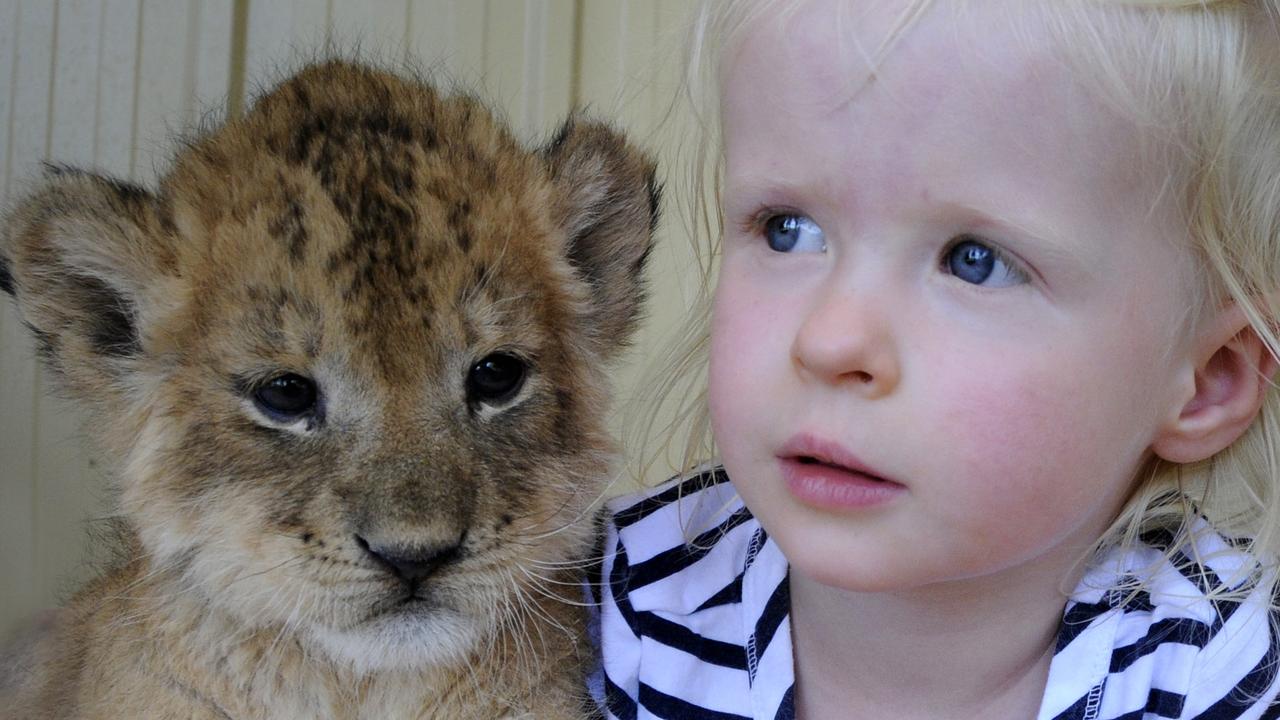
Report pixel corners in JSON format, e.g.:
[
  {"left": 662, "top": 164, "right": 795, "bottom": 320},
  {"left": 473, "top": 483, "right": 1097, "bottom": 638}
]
[{"left": 169, "top": 62, "right": 573, "bottom": 382}]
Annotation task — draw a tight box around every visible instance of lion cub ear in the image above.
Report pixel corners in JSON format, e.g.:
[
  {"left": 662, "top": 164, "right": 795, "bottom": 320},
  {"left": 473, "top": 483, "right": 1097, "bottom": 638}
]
[
  {"left": 542, "top": 117, "right": 661, "bottom": 360},
  {"left": 2, "top": 167, "right": 176, "bottom": 404}
]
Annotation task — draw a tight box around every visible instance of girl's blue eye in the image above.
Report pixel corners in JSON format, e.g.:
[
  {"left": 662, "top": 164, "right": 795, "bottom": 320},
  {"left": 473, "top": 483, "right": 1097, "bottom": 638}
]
[
  {"left": 764, "top": 214, "right": 826, "bottom": 253},
  {"left": 944, "top": 236, "right": 1027, "bottom": 287}
]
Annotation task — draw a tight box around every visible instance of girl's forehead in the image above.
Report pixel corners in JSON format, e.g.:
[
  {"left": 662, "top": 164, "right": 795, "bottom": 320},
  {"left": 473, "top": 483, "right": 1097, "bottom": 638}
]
[
  {"left": 722, "top": 0, "right": 1174, "bottom": 192},
  {"left": 724, "top": 0, "right": 1081, "bottom": 108},
  {"left": 722, "top": 0, "right": 1142, "bottom": 169}
]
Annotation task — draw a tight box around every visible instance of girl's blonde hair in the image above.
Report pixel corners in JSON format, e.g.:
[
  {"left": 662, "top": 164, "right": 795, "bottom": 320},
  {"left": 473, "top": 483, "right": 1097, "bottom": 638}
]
[{"left": 630, "top": 0, "right": 1280, "bottom": 606}]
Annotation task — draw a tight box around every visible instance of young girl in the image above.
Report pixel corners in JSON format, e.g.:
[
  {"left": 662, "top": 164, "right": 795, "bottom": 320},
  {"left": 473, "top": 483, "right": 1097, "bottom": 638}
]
[{"left": 593, "top": 0, "right": 1280, "bottom": 718}]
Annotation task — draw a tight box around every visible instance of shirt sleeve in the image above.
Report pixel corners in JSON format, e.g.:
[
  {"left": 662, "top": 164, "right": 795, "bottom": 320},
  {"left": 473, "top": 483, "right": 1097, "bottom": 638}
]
[
  {"left": 1180, "top": 596, "right": 1280, "bottom": 719},
  {"left": 590, "top": 509, "right": 641, "bottom": 720}
]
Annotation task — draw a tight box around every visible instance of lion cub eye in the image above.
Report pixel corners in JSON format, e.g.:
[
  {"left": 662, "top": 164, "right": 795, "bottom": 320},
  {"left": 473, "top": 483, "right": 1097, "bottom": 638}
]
[
  {"left": 467, "top": 353, "right": 527, "bottom": 406},
  {"left": 253, "top": 373, "right": 318, "bottom": 420}
]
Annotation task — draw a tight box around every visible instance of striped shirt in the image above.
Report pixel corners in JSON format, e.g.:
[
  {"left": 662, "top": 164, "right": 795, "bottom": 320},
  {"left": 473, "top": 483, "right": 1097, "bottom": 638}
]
[{"left": 591, "top": 469, "right": 1280, "bottom": 719}]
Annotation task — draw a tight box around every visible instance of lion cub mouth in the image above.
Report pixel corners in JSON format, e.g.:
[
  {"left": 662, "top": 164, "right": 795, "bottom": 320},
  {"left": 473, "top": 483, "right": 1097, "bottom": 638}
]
[{"left": 352, "top": 533, "right": 467, "bottom": 614}]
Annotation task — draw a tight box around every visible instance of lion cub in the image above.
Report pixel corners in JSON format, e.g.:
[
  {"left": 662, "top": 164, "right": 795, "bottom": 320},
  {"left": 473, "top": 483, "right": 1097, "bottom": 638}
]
[{"left": 0, "top": 61, "right": 658, "bottom": 719}]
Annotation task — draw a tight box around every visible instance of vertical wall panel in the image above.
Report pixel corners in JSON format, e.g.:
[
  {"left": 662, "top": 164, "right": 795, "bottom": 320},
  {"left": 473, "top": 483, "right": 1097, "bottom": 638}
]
[
  {"left": 0, "top": 0, "right": 24, "bottom": 629},
  {"left": 242, "top": 0, "right": 330, "bottom": 105},
  {"left": 192, "top": 0, "right": 234, "bottom": 121},
  {"left": 132, "top": 1, "right": 192, "bottom": 184},
  {"left": 35, "top": 0, "right": 109, "bottom": 608},
  {"left": 482, "top": 0, "right": 574, "bottom": 141},
  {"left": 1, "top": 0, "right": 55, "bottom": 633},
  {"left": 643, "top": 0, "right": 707, "bottom": 483},
  {"left": 0, "top": 0, "right": 17, "bottom": 202},
  {"left": 522, "top": 0, "right": 574, "bottom": 138},
  {"left": 0, "top": 0, "right": 18, "bottom": 353},
  {"left": 8, "top": 1, "right": 55, "bottom": 189},
  {"left": 94, "top": 0, "right": 140, "bottom": 174},
  {"left": 407, "top": 0, "right": 486, "bottom": 82},
  {"left": 50, "top": 0, "right": 103, "bottom": 167},
  {"left": 483, "top": 4, "right": 528, "bottom": 127},
  {"left": 1, "top": 0, "right": 235, "bottom": 636},
  {"left": 578, "top": 1, "right": 655, "bottom": 133},
  {"left": 576, "top": 0, "right": 704, "bottom": 489},
  {"left": 329, "top": 0, "right": 409, "bottom": 59}
]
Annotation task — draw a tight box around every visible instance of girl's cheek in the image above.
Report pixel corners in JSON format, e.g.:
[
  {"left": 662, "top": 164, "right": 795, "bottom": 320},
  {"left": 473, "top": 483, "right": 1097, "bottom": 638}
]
[
  {"left": 931, "top": 365, "right": 1105, "bottom": 544},
  {"left": 710, "top": 271, "right": 788, "bottom": 373},
  {"left": 708, "top": 283, "right": 760, "bottom": 431}
]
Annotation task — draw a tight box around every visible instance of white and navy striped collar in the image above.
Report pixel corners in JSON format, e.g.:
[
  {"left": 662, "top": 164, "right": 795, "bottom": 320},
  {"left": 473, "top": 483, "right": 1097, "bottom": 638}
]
[
  {"left": 1042, "top": 520, "right": 1279, "bottom": 719},
  {"left": 597, "top": 470, "right": 1280, "bottom": 719},
  {"left": 602, "top": 470, "right": 795, "bottom": 718}
]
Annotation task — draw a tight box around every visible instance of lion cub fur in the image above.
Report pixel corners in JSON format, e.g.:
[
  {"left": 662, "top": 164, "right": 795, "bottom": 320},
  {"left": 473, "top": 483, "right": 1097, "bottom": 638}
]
[{"left": 0, "top": 60, "right": 658, "bottom": 719}]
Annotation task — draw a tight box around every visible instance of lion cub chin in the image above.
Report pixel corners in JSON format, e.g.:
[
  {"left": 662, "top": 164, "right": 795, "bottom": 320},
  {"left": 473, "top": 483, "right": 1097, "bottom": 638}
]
[{"left": 0, "top": 60, "right": 659, "bottom": 719}]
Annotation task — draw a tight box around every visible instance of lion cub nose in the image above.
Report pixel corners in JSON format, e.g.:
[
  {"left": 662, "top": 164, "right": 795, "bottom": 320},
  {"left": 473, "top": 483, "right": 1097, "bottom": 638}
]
[{"left": 356, "top": 536, "right": 461, "bottom": 583}]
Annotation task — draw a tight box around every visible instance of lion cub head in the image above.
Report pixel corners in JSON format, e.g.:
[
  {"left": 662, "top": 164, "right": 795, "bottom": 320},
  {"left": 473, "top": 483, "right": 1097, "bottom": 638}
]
[{"left": 1, "top": 61, "right": 657, "bottom": 670}]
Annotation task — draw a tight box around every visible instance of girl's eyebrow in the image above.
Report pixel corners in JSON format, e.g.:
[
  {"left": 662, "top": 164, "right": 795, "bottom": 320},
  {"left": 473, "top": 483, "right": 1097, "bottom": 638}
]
[
  {"left": 721, "top": 172, "right": 842, "bottom": 215},
  {"left": 951, "top": 202, "right": 1103, "bottom": 286},
  {"left": 955, "top": 203, "right": 1080, "bottom": 255}
]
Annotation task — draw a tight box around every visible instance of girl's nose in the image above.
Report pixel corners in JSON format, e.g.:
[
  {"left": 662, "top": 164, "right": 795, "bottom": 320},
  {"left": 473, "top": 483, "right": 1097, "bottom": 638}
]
[{"left": 791, "top": 286, "right": 900, "bottom": 398}]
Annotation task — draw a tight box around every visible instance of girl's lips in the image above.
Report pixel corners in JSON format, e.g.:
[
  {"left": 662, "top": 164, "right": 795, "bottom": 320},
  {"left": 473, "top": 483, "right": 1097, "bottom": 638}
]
[
  {"left": 777, "top": 433, "right": 900, "bottom": 484},
  {"left": 777, "top": 433, "right": 906, "bottom": 509},
  {"left": 779, "top": 458, "right": 906, "bottom": 509}
]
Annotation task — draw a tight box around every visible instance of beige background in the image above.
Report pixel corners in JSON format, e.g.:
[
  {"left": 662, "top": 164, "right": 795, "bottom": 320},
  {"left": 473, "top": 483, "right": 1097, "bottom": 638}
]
[{"left": 0, "top": 0, "right": 707, "bottom": 638}]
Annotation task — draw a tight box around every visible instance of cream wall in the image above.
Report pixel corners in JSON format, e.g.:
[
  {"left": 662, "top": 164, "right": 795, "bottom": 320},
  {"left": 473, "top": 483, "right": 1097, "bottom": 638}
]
[{"left": 0, "top": 0, "right": 706, "bottom": 638}]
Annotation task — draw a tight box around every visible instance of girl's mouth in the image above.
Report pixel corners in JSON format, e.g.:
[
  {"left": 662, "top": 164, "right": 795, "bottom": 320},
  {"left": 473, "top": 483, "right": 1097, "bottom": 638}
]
[
  {"left": 795, "top": 454, "right": 886, "bottom": 481},
  {"left": 777, "top": 434, "right": 906, "bottom": 509},
  {"left": 778, "top": 433, "right": 899, "bottom": 482}
]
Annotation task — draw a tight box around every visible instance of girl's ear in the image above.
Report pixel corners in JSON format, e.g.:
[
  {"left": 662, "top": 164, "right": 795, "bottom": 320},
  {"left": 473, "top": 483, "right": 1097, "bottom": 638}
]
[
  {"left": 542, "top": 116, "right": 661, "bottom": 360},
  {"left": 2, "top": 167, "right": 176, "bottom": 405},
  {"left": 1151, "top": 304, "right": 1279, "bottom": 463}
]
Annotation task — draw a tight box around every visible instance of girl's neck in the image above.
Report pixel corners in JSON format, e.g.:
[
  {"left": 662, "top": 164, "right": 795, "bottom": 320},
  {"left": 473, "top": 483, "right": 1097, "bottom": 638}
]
[{"left": 788, "top": 554, "right": 1079, "bottom": 720}]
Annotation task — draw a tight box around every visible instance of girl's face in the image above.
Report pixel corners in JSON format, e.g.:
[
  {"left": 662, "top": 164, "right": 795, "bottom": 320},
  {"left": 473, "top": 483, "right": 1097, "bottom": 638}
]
[{"left": 709, "top": 0, "right": 1198, "bottom": 592}]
